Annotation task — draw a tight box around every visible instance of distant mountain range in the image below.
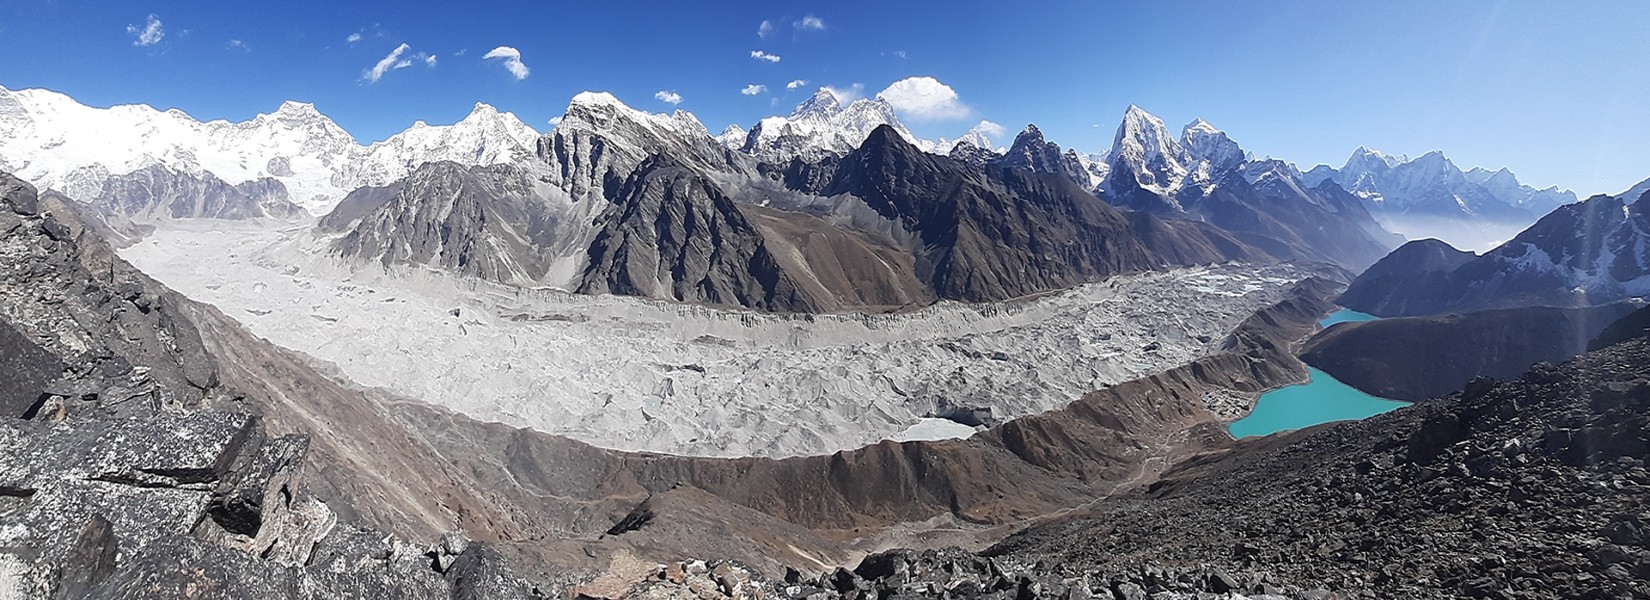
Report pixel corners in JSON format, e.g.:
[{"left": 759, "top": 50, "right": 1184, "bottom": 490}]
[
  {"left": 1340, "top": 178, "right": 1650, "bottom": 316},
  {"left": 0, "top": 82, "right": 1614, "bottom": 312},
  {"left": 0, "top": 86, "right": 538, "bottom": 214},
  {"left": 1302, "top": 147, "right": 1577, "bottom": 250}
]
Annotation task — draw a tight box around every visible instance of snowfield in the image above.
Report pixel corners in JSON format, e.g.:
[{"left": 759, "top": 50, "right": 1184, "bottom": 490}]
[{"left": 123, "top": 220, "right": 1309, "bottom": 458}]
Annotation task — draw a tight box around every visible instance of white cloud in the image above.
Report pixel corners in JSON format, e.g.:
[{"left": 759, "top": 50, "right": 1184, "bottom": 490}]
[
  {"left": 417, "top": 52, "right": 437, "bottom": 68},
  {"left": 786, "top": 79, "right": 807, "bottom": 91},
  {"left": 894, "top": 50, "right": 908, "bottom": 59},
  {"left": 654, "top": 90, "right": 682, "bottom": 105},
  {"left": 363, "top": 43, "right": 411, "bottom": 83},
  {"left": 822, "top": 83, "right": 864, "bottom": 103},
  {"left": 127, "top": 14, "right": 164, "bottom": 47},
  {"left": 548, "top": 115, "right": 564, "bottom": 127},
  {"left": 750, "top": 50, "right": 781, "bottom": 63},
  {"left": 975, "top": 120, "right": 1007, "bottom": 139},
  {"left": 795, "top": 15, "right": 826, "bottom": 31},
  {"left": 741, "top": 84, "right": 768, "bottom": 96},
  {"left": 484, "top": 46, "right": 530, "bottom": 80},
  {"left": 454, "top": 49, "right": 467, "bottom": 56},
  {"left": 876, "top": 76, "right": 971, "bottom": 121},
  {"left": 226, "top": 39, "right": 248, "bottom": 51},
  {"left": 346, "top": 32, "right": 362, "bottom": 44},
  {"left": 757, "top": 20, "right": 774, "bottom": 38}
]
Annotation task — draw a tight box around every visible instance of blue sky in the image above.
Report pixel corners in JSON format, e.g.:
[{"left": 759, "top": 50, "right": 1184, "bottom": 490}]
[{"left": 1, "top": 1, "right": 1647, "bottom": 195}]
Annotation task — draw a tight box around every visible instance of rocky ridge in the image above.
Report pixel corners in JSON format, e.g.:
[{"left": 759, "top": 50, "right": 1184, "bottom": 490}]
[{"left": 0, "top": 172, "right": 538, "bottom": 598}]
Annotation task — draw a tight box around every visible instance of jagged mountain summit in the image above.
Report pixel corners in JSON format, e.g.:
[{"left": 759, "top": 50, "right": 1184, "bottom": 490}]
[
  {"left": 1071, "top": 105, "right": 1399, "bottom": 269},
  {"left": 996, "top": 124, "right": 1099, "bottom": 189},
  {"left": 0, "top": 85, "right": 538, "bottom": 214},
  {"left": 1101, "top": 105, "right": 1196, "bottom": 202},
  {"left": 1340, "top": 182, "right": 1650, "bottom": 316},
  {"left": 933, "top": 120, "right": 1004, "bottom": 155},
  {"left": 1302, "top": 147, "right": 1578, "bottom": 250},
  {"left": 737, "top": 88, "right": 931, "bottom": 164}
]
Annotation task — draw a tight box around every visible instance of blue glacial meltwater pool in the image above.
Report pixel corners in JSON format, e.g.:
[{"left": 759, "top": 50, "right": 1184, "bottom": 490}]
[
  {"left": 1228, "top": 308, "right": 1406, "bottom": 438},
  {"left": 1318, "top": 307, "right": 1379, "bottom": 327},
  {"left": 1229, "top": 368, "right": 1410, "bottom": 438}
]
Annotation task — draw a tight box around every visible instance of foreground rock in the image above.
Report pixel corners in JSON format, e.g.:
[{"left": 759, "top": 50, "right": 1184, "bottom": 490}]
[{"left": 0, "top": 172, "right": 538, "bottom": 598}]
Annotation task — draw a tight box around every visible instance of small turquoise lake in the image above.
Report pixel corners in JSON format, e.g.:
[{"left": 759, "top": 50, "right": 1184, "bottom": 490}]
[
  {"left": 1317, "top": 307, "right": 1379, "bottom": 327},
  {"left": 1227, "top": 308, "right": 1407, "bottom": 439}
]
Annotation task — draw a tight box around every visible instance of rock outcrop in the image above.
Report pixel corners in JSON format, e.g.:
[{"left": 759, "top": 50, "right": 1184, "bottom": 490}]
[{"left": 0, "top": 172, "right": 535, "bottom": 598}]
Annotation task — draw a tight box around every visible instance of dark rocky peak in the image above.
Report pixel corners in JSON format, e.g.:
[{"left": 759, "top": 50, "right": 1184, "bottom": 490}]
[
  {"left": 996, "top": 124, "right": 1092, "bottom": 187},
  {"left": 1500, "top": 192, "right": 1641, "bottom": 269},
  {"left": 858, "top": 123, "right": 915, "bottom": 152},
  {"left": 947, "top": 138, "right": 999, "bottom": 167},
  {"left": 1368, "top": 238, "right": 1478, "bottom": 275}
]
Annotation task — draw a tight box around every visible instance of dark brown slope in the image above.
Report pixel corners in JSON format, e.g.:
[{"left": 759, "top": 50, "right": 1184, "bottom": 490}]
[
  {"left": 1335, "top": 237, "right": 1478, "bottom": 316},
  {"left": 1301, "top": 302, "right": 1641, "bottom": 401},
  {"left": 574, "top": 155, "right": 823, "bottom": 312},
  {"left": 333, "top": 161, "right": 572, "bottom": 284}
]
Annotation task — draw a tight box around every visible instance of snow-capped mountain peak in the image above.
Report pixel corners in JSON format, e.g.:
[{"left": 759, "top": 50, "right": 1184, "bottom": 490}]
[
  {"left": 557, "top": 91, "right": 708, "bottom": 140},
  {"left": 934, "top": 120, "right": 1003, "bottom": 154},
  {"left": 1345, "top": 146, "right": 1407, "bottom": 171},
  {"left": 792, "top": 88, "right": 841, "bottom": 119},
  {"left": 1180, "top": 117, "right": 1244, "bottom": 174},
  {"left": 738, "top": 87, "right": 928, "bottom": 163},
  {"left": 1104, "top": 105, "right": 1193, "bottom": 195},
  {"left": 716, "top": 124, "right": 748, "bottom": 150}
]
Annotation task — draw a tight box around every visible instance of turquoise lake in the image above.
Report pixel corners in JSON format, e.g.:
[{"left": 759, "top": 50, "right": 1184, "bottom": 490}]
[
  {"left": 1227, "top": 308, "right": 1407, "bottom": 439},
  {"left": 1317, "top": 307, "right": 1379, "bottom": 327}
]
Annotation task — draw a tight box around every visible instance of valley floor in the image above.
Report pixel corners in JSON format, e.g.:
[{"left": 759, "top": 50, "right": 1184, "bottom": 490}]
[{"left": 122, "top": 219, "right": 1309, "bottom": 458}]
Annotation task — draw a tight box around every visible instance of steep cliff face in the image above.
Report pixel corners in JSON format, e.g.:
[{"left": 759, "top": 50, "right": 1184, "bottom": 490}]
[
  {"left": 538, "top": 91, "right": 748, "bottom": 203},
  {"left": 332, "top": 161, "right": 590, "bottom": 285},
  {"left": 576, "top": 156, "right": 819, "bottom": 312},
  {"left": 84, "top": 164, "right": 305, "bottom": 222}
]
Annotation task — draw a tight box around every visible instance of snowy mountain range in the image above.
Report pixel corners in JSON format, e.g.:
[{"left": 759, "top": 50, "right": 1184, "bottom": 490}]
[
  {"left": 0, "top": 85, "right": 538, "bottom": 214},
  {"left": 0, "top": 81, "right": 1588, "bottom": 267},
  {"left": 731, "top": 88, "right": 933, "bottom": 164},
  {"left": 1300, "top": 147, "right": 1577, "bottom": 249}
]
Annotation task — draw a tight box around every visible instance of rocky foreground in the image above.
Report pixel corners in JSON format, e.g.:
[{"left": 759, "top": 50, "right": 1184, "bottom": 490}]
[
  {"left": 0, "top": 173, "right": 538, "bottom": 598},
  {"left": 738, "top": 316, "right": 1650, "bottom": 599}
]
